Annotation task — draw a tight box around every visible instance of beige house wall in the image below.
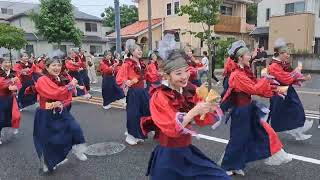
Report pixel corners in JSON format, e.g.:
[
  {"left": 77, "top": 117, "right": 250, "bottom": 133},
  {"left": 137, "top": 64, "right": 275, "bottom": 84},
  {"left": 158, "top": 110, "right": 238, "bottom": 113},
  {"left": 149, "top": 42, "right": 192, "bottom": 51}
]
[
  {"left": 269, "top": 13, "right": 315, "bottom": 53},
  {"left": 137, "top": 0, "right": 251, "bottom": 54},
  {"left": 137, "top": 25, "right": 163, "bottom": 49},
  {"left": 10, "top": 16, "right": 37, "bottom": 33}
]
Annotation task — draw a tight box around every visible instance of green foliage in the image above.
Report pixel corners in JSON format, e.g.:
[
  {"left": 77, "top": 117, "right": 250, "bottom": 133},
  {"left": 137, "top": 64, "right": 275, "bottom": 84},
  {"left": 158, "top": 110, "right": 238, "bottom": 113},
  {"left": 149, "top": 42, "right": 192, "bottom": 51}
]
[
  {"left": 180, "top": 0, "right": 223, "bottom": 45},
  {"left": 246, "top": 4, "right": 257, "bottom": 24},
  {"left": 215, "top": 38, "right": 236, "bottom": 68},
  {"left": 102, "top": 5, "right": 138, "bottom": 30},
  {"left": 179, "top": 0, "right": 223, "bottom": 88},
  {"left": 31, "top": 0, "right": 83, "bottom": 46},
  {"left": 0, "top": 23, "right": 27, "bottom": 50}
]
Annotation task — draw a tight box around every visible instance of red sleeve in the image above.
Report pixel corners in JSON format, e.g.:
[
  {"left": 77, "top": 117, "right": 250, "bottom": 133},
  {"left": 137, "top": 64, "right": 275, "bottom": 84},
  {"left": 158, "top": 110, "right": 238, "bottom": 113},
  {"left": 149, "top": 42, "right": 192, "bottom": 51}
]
[
  {"left": 223, "top": 57, "right": 237, "bottom": 77},
  {"left": 0, "top": 77, "right": 9, "bottom": 90},
  {"left": 145, "top": 63, "right": 160, "bottom": 83},
  {"left": 65, "top": 60, "right": 80, "bottom": 71},
  {"left": 150, "top": 90, "right": 184, "bottom": 138},
  {"left": 188, "top": 66, "right": 198, "bottom": 81},
  {"left": 268, "top": 63, "right": 295, "bottom": 85},
  {"left": 229, "top": 71, "right": 274, "bottom": 98},
  {"left": 13, "top": 64, "right": 22, "bottom": 72},
  {"left": 12, "top": 64, "right": 33, "bottom": 77},
  {"left": 99, "top": 61, "right": 113, "bottom": 75},
  {"left": 116, "top": 63, "right": 129, "bottom": 86},
  {"left": 37, "top": 60, "right": 46, "bottom": 70},
  {"left": 35, "top": 76, "right": 70, "bottom": 101}
]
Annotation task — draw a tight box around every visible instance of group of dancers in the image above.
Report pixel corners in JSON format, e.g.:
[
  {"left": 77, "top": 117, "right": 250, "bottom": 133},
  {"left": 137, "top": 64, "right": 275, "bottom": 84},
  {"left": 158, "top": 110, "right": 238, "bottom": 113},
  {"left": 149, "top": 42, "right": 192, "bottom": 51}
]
[{"left": 0, "top": 34, "right": 315, "bottom": 179}]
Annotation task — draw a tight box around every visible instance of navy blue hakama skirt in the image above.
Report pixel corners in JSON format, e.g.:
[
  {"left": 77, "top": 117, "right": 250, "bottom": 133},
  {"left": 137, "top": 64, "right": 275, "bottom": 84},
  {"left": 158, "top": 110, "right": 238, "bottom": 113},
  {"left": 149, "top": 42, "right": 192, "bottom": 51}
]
[
  {"left": 147, "top": 145, "right": 230, "bottom": 180},
  {"left": 126, "top": 88, "right": 150, "bottom": 139},
  {"left": 68, "top": 71, "right": 86, "bottom": 96},
  {"left": 101, "top": 75, "right": 125, "bottom": 106},
  {"left": 33, "top": 108, "right": 85, "bottom": 171},
  {"left": 18, "top": 80, "right": 37, "bottom": 109},
  {"left": 268, "top": 86, "right": 306, "bottom": 132},
  {"left": 222, "top": 101, "right": 282, "bottom": 171},
  {"left": 0, "top": 96, "right": 13, "bottom": 131}
]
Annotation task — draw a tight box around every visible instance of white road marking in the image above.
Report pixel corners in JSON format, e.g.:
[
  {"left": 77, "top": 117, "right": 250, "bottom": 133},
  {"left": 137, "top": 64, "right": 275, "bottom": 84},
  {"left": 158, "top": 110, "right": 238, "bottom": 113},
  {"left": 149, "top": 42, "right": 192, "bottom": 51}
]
[{"left": 195, "top": 134, "right": 320, "bottom": 165}]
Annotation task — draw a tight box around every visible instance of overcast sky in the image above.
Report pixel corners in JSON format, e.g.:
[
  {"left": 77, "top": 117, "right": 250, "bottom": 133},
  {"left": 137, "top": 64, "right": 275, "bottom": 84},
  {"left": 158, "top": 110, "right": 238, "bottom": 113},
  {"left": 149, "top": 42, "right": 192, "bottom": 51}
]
[{"left": 9, "top": 0, "right": 135, "bottom": 18}]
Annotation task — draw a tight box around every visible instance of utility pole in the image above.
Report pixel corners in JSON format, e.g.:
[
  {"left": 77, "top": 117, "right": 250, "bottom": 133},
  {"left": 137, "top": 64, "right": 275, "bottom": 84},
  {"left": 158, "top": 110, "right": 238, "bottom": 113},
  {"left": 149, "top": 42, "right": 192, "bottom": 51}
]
[
  {"left": 114, "top": 0, "right": 121, "bottom": 54},
  {"left": 147, "top": 0, "right": 152, "bottom": 52}
]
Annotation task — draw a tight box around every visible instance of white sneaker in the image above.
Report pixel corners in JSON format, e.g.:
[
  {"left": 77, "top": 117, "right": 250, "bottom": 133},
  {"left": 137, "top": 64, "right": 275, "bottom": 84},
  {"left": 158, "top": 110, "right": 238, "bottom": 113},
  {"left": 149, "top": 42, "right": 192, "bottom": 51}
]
[
  {"left": 0, "top": 140, "right": 2, "bottom": 145},
  {"left": 264, "top": 149, "right": 292, "bottom": 166},
  {"left": 43, "top": 163, "right": 49, "bottom": 173},
  {"left": 318, "top": 125, "right": 320, "bottom": 129},
  {"left": 233, "top": 169, "right": 245, "bottom": 176},
  {"left": 72, "top": 144, "right": 88, "bottom": 161},
  {"left": 83, "top": 93, "right": 92, "bottom": 99},
  {"left": 118, "top": 98, "right": 127, "bottom": 106},
  {"left": 74, "top": 151, "right": 88, "bottom": 161},
  {"left": 103, "top": 105, "right": 112, "bottom": 110},
  {"left": 295, "top": 133, "right": 312, "bottom": 141},
  {"left": 125, "top": 134, "right": 138, "bottom": 145},
  {"left": 13, "top": 129, "right": 19, "bottom": 135},
  {"left": 301, "top": 120, "right": 313, "bottom": 133},
  {"left": 226, "top": 171, "right": 234, "bottom": 176}
]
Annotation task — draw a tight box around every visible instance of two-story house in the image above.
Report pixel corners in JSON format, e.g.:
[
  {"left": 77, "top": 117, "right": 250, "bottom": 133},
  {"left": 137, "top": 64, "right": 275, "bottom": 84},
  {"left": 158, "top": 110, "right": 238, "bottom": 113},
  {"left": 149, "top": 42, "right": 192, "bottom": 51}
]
[
  {"left": 107, "top": 0, "right": 255, "bottom": 55},
  {"left": 251, "top": 0, "right": 320, "bottom": 54},
  {"left": 0, "top": 1, "right": 110, "bottom": 58}
]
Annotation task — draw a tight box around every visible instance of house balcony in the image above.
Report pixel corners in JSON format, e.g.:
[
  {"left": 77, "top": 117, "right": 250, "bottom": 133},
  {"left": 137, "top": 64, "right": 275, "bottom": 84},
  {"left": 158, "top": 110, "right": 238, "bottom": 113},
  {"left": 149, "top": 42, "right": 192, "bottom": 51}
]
[{"left": 214, "top": 15, "right": 243, "bottom": 33}]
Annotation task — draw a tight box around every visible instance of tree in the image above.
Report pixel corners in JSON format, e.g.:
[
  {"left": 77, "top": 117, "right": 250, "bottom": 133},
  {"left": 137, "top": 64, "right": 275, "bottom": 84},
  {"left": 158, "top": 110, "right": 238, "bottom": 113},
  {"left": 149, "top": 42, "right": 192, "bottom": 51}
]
[
  {"left": 180, "top": 0, "right": 223, "bottom": 89},
  {"left": 31, "top": 0, "right": 83, "bottom": 47},
  {"left": 0, "top": 23, "right": 27, "bottom": 60},
  {"left": 246, "top": 4, "right": 257, "bottom": 24},
  {"left": 101, "top": 4, "right": 138, "bottom": 30},
  {"left": 215, "top": 38, "right": 235, "bottom": 68}
]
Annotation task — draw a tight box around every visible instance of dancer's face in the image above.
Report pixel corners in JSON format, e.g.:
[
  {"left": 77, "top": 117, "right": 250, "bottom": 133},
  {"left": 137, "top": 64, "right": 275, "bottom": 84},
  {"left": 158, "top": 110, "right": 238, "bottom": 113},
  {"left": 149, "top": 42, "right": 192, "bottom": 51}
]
[
  {"left": 1, "top": 60, "right": 11, "bottom": 71},
  {"left": 21, "top": 53, "right": 29, "bottom": 63},
  {"left": 46, "top": 62, "right": 62, "bottom": 77},
  {"left": 167, "top": 66, "right": 190, "bottom": 89},
  {"left": 279, "top": 52, "right": 290, "bottom": 62},
  {"left": 106, "top": 52, "right": 112, "bottom": 60},
  {"left": 151, "top": 54, "right": 157, "bottom": 61},
  {"left": 132, "top": 47, "right": 142, "bottom": 59},
  {"left": 238, "top": 52, "right": 251, "bottom": 67}
]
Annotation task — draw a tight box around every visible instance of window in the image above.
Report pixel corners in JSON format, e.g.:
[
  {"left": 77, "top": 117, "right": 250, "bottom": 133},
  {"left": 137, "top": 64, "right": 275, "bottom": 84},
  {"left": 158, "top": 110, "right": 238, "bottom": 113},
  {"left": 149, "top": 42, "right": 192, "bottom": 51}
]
[
  {"left": 174, "top": 1, "right": 180, "bottom": 14},
  {"left": 266, "top": 8, "right": 270, "bottom": 21},
  {"left": 90, "top": 45, "right": 102, "bottom": 54},
  {"left": 1, "top": 8, "right": 7, "bottom": 14},
  {"left": 53, "top": 45, "right": 67, "bottom": 56},
  {"left": 167, "top": 3, "right": 172, "bottom": 16},
  {"left": 220, "top": 5, "right": 233, "bottom": 16},
  {"left": 7, "top": 9, "right": 13, "bottom": 15},
  {"left": 285, "top": 2, "right": 305, "bottom": 15},
  {"left": 25, "top": 45, "right": 34, "bottom": 56},
  {"left": 85, "top": 23, "right": 97, "bottom": 32}
]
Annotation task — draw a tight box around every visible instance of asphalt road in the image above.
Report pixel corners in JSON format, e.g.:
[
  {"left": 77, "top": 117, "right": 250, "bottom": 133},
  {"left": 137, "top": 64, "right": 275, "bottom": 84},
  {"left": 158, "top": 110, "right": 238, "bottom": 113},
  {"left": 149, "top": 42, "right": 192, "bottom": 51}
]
[{"left": 0, "top": 84, "right": 319, "bottom": 180}]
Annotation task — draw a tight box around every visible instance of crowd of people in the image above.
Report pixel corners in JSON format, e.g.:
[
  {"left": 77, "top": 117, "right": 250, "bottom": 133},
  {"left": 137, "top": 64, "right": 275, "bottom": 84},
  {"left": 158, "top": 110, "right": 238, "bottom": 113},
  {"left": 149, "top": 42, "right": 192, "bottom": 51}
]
[{"left": 0, "top": 34, "right": 315, "bottom": 179}]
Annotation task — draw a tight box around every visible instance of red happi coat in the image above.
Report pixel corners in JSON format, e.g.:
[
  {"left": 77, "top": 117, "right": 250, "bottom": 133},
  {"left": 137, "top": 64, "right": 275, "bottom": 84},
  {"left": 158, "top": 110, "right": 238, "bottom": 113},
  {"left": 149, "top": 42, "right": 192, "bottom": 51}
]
[
  {"left": 78, "top": 54, "right": 87, "bottom": 69},
  {"left": 0, "top": 69, "right": 21, "bottom": 128},
  {"left": 99, "top": 58, "right": 115, "bottom": 76},
  {"left": 268, "top": 59, "right": 297, "bottom": 86},
  {"left": 116, "top": 58, "right": 146, "bottom": 89},
  {"left": 36, "top": 74, "right": 74, "bottom": 108},
  {"left": 65, "top": 57, "right": 81, "bottom": 72},
  {"left": 145, "top": 61, "right": 161, "bottom": 83},
  {"left": 142, "top": 83, "right": 217, "bottom": 147},
  {"left": 13, "top": 61, "right": 37, "bottom": 83},
  {"left": 223, "top": 57, "right": 237, "bottom": 78}
]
